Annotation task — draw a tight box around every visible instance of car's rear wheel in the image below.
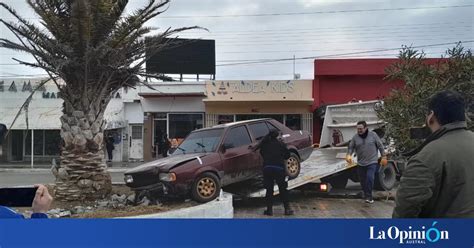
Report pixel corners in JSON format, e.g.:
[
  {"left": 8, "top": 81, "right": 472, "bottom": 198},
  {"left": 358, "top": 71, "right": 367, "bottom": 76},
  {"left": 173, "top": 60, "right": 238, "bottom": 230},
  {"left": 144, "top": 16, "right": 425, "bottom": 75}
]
[
  {"left": 191, "top": 172, "right": 221, "bottom": 203},
  {"left": 286, "top": 153, "right": 301, "bottom": 180}
]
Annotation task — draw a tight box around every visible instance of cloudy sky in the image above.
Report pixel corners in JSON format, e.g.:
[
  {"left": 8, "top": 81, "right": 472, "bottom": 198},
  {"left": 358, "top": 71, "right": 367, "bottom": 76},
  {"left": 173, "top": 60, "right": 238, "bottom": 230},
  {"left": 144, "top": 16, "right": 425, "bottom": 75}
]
[{"left": 1, "top": 0, "right": 473, "bottom": 80}]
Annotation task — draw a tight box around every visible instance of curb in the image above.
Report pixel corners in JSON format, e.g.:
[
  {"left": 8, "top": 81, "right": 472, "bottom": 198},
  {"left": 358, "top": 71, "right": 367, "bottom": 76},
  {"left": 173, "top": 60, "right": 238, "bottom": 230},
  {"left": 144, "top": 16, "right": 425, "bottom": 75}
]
[
  {"left": 0, "top": 168, "right": 128, "bottom": 173},
  {"left": 121, "top": 192, "right": 234, "bottom": 219}
]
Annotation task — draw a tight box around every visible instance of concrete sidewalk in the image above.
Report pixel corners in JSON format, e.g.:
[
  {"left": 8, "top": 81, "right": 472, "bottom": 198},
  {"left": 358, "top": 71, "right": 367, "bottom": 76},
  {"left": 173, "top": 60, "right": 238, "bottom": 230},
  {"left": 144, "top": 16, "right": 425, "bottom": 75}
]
[
  {"left": 0, "top": 161, "right": 144, "bottom": 170},
  {"left": 0, "top": 167, "right": 129, "bottom": 173}
]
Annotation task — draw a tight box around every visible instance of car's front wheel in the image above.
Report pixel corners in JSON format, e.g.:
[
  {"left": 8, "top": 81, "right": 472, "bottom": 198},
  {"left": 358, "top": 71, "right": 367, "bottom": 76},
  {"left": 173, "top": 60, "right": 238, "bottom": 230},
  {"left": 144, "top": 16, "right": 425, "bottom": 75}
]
[
  {"left": 286, "top": 152, "right": 301, "bottom": 180},
  {"left": 191, "top": 172, "right": 221, "bottom": 203}
]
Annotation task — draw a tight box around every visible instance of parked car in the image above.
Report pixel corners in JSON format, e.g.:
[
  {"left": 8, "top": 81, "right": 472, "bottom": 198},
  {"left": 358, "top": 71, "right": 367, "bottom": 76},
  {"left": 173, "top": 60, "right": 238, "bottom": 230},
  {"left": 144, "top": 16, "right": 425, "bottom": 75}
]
[{"left": 124, "top": 119, "right": 313, "bottom": 203}]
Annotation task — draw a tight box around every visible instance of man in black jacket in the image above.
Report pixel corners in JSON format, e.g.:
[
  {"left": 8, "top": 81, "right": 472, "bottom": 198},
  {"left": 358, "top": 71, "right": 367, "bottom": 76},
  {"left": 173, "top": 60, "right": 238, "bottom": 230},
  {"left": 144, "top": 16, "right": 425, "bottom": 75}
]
[{"left": 255, "top": 130, "right": 294, "bottom": 216}]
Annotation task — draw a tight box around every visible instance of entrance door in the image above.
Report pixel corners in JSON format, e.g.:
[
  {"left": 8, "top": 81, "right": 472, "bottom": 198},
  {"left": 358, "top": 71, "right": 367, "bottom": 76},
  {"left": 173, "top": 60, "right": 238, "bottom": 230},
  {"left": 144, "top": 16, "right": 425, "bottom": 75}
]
[
  {"left": 11, "top": 130, "right": 24, "bottom": 161},
  {"left": 153, "top": 119, "right": 167, "bottom": 158},
  {"left": 129, "top": 125, "right": 143, "bottom": 161}
]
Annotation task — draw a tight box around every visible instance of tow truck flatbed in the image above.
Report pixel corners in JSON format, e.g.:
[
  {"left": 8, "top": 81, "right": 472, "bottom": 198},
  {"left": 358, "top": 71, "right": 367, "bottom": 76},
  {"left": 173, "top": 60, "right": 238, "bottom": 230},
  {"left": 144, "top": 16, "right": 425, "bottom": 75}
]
[{"left": 224, "top": 147, "right": 356, "bottom": 198}]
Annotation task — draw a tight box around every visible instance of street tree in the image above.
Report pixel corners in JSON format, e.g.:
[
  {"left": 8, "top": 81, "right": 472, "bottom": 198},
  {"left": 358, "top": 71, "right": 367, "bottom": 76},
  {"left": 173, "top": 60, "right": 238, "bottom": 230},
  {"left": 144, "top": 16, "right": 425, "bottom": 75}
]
[
  {"left": 0, "top": 0, "right": 199, "bottom": 201},
  {"left": 377, "top": 43, "right": 473, "bottom": 154}
]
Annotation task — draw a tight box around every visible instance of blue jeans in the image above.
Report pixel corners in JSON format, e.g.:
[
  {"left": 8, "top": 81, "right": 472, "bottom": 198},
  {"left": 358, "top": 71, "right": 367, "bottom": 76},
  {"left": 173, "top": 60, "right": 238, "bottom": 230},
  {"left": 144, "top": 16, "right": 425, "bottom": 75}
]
[{"left": 358, "top": 163, "right": 378, "bottom": 200}]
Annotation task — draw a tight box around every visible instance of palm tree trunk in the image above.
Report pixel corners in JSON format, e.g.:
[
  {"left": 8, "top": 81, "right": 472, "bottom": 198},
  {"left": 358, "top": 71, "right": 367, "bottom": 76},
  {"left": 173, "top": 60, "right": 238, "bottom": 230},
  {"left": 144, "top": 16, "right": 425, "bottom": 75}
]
[{"left": 53, "top": 107, "right": 112, "bottom": 201}]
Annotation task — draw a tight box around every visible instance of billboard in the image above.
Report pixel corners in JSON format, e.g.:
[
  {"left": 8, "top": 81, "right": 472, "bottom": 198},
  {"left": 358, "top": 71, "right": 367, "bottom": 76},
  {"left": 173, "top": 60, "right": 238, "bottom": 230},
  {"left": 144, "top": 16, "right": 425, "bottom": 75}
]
[{"left": 146, "top": 38, "right": 215, "bottom": 75}]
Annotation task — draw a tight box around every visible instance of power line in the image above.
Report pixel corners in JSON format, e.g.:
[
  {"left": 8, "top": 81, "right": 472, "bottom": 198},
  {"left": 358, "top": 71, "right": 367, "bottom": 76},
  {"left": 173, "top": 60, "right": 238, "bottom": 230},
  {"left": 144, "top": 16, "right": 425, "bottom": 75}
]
[
  {"left": 183, "top": 27, "right": 473, "bottom": 40},
  {"left": 216, "top": 40, "right": 474, "bottom": 66},
  {"left": 215, "top": 37, "right": 473, "bottom": 46},
  {"left": 216, "top": 51, "right": 449, "bottom": 63},
  {"left": 180, "top": 21, "right": 472, "bottom": 34},
  {"left": 4, "top": 5, "right": 472, "bottom": 20},
  {"left": 210, "top": 32, "right": 471, "bottom": 44},
  {"left": 182, "top": 24, "right": 473, "bottom": 37},
  {"left": 157, "top": 5, "right": 474, "bottom": 18}
]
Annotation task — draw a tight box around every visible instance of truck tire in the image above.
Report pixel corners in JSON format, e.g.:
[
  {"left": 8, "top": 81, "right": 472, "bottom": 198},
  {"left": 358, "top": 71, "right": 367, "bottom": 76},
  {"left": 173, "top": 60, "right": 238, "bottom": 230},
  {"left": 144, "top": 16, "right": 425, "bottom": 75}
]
[
  {"left": 321, "top": 173, "right": 349, "bottom": 189},
  {"left": 374, "top": 163, "right": 397, "bottom": 191},
  {"left": 286, "top": 152, "right": 301, "bottom": 180}
]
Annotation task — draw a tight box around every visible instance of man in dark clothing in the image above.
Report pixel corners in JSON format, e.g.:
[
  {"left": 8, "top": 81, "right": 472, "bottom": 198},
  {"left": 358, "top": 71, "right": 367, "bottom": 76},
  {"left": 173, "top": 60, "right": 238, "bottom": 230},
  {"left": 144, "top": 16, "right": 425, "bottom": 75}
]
[
  {"left": 161, "top": 133, "right": 171, "bottom": 157},
  {"left": 106, "top": 135, "right": 114, "bottom": 162},
  {"left": 393, "top": 90, "right": 474, "bottom": 218},
  {"left": 255, "top": 130, "right": 294, "bottom": 216}
]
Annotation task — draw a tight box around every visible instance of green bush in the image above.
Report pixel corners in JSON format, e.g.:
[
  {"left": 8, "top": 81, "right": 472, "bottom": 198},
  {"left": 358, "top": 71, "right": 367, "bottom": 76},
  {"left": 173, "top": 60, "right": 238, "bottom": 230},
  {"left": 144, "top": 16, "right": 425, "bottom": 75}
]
[{"left": 376, "top": 43, "right": 473, "bottom": 153}]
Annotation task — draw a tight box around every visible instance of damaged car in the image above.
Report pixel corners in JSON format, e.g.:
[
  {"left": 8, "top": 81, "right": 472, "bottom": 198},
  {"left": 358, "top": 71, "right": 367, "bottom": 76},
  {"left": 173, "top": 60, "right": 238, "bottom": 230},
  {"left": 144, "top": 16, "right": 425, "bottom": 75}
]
[{"left": 124, "top": 119, "right": 313, "bottom": 203}]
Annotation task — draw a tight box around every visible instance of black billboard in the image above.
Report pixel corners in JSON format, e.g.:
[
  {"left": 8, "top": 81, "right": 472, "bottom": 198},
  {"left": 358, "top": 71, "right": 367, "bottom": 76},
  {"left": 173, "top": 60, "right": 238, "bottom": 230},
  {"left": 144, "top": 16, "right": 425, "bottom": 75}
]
[{"left": 146, "top": 38, "right": 215, "bottom": 75}]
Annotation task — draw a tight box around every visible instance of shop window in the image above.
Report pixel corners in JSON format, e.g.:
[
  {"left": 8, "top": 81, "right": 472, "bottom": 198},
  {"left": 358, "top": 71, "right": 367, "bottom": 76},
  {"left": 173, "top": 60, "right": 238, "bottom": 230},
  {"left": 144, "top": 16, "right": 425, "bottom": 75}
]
[
  {"left": 131, "top": 126, "right": 143, "bottom": 139},
  {"left": 154, "top": 113, "right": 167, "bottom": 119},
  {"left": 44, "top": 130, "right": 60, "bottom": 155},
  {"left": 248, "top": 122, "right": 270, "bottom": 141},
  {"left": 169, "top": 114, "right": 203, "bottom": 139},
  {"left": 285, "top": 114, "right": 302, "bottom": 130},
  {"left": 218, "top": 115, "right": 234, "bottom": 124},
  {"left": 25, "top": 130, "right": 60, "bottom": 156},
  {"left": 223, "top": 126, "right": 251, "bottom": 149},
  {"left": 25, "top": 131, "right": 43, "bottom": 155}
]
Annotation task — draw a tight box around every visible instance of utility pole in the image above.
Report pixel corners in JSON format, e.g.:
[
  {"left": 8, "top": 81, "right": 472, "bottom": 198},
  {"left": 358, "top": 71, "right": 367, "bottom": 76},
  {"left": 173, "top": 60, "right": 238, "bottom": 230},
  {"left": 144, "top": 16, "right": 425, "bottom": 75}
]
[{"left": 293, "top": 55, "right": 296, "bottom": 78}]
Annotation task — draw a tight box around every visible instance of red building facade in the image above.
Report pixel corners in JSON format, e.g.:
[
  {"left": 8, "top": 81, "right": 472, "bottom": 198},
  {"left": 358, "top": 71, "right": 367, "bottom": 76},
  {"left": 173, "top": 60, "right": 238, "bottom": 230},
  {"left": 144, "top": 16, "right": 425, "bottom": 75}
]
[
  {"left": 312, "top": 58, "right": 404, "bottom": 143},
  {"left": 311, "top": 58, "right": 445, "bottom": 143}
]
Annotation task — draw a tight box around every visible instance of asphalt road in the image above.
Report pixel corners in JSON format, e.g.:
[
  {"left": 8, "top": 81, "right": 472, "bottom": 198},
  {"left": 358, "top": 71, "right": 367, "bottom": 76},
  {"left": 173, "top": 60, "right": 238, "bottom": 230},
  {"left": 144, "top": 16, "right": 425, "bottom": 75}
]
[{"left": 0, "top": 169, "right": 126, "bottom": 187}]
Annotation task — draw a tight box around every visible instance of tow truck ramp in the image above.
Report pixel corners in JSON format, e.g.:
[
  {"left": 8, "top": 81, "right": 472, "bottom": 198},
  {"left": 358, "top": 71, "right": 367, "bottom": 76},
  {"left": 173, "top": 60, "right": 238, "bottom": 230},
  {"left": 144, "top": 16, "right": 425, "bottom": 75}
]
[{"left": 224, "top": 147, "right": 356, "bottom": 198}]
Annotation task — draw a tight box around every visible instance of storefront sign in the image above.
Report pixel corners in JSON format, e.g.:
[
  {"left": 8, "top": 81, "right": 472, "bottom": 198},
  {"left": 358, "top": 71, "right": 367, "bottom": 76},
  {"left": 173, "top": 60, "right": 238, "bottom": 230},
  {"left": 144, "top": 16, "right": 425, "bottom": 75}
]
[
  {"left": 229, "top": 81, "right": 294, "bottom": 94},
  {"left": 206, "top": 80, "right": 312, "bottom": 102}
]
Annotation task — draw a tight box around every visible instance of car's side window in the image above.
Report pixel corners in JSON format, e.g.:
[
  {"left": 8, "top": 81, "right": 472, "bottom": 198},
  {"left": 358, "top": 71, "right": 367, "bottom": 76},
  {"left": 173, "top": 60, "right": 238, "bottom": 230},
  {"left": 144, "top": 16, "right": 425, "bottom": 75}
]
[
  {"left": 265, "top": 122, "right": 279, "bottom": 132},
  {"left": 223, "top": 126, "right": 252, "bottom": 149},
  {"left": 248, "top": 122, "right": 270, "bottom": 141}
]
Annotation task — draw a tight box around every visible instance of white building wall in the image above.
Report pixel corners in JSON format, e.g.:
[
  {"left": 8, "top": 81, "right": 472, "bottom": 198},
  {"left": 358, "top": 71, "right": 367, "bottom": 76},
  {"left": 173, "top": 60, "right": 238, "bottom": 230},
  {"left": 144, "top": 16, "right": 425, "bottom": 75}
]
[{"left": 141, "top": 97, "right": 205, "bottom": 113}]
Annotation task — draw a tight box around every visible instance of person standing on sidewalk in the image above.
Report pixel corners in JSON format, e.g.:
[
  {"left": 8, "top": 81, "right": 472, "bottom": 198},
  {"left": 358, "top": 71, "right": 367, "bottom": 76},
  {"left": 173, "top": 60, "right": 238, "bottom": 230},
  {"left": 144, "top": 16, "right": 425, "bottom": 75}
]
[
  {"left": 254, "top": 130, "right": 294, "bottom": 216},
  {"left": 105, "top": 135, "right": 114, "bottom": 162},
  {"left": 346, "top": 121, "right": 387, "bottom": 203},
  {"left": 393, "top": 90, "right": 474, "bottom": 218}
]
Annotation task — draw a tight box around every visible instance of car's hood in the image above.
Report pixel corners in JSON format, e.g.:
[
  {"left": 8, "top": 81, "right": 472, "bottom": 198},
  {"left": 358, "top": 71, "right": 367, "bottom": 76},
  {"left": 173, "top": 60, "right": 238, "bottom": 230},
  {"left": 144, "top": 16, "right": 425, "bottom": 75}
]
[{"left": 125, "top": 153, "right": 209, "bottom": 174}]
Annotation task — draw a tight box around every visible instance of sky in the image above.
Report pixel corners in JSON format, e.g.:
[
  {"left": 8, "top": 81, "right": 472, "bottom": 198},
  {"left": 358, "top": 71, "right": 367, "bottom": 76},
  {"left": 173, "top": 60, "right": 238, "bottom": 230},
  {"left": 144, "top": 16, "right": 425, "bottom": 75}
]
[{"left": 0, "top": 0, "right": 473, "bottom": 80}]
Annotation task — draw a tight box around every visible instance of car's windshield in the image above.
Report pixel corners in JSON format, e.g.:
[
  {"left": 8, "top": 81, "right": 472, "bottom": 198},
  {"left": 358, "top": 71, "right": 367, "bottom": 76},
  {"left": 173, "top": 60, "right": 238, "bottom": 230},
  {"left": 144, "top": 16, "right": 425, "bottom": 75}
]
[{"left": 173, "top": 128, "right": 223, "bottom": 155}]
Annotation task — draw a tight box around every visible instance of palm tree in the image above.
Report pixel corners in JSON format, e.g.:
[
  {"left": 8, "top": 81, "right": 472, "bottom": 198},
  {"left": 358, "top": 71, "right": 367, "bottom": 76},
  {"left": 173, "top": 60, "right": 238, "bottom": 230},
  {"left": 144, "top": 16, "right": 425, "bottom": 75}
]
[{"left": 0, "top": 0, "right": 198, "bottom": 201}]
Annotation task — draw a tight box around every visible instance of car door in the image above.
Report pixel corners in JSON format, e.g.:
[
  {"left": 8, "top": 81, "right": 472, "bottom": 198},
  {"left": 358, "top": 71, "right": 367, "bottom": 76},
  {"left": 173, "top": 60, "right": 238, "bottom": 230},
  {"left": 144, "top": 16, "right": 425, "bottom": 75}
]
[
  {"left": 220, "top": 125, "right": 260, "bottom": 185},
  {"left": 247, "top": 122, "right": 271, "bottom": 172}
]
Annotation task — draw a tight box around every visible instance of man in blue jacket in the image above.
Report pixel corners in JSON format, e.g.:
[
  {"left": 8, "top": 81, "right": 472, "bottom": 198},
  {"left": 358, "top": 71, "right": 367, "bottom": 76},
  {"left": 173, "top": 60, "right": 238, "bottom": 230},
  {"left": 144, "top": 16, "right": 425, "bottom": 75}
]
[{"left": 0, "top": 184, "right": 53, "bottom": 218}]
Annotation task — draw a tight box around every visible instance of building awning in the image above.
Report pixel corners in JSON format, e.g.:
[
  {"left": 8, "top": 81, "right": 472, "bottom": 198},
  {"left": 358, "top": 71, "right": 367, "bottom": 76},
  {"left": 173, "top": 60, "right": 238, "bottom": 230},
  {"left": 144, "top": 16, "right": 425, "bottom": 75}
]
[
  {"left": 0, "top": 106, "right": 62, "bottom": 130},
  {"left": 203, "top": 99, "right": 313, "bottom": 103},
  {"left": 139, "top": 92, "right": 206, "bottom": 98}
]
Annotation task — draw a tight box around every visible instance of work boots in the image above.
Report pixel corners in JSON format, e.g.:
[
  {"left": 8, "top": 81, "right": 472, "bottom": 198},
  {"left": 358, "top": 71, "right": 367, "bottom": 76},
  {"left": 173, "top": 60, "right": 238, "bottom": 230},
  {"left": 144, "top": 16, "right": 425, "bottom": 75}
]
[
  {"left": 284, "top": 203, "right": 294, "bottom": 216},
  {"left": 263, "top": 206, "right": 273, "bottom": 216}
]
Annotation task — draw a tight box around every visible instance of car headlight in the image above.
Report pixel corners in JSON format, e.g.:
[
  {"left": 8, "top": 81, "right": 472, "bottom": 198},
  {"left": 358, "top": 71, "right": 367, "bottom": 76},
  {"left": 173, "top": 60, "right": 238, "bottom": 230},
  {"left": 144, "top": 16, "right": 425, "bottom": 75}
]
[
  {"left": 159, "top": 172, "right": 177, "bottom": 182},
  {"left": 124, "top": 175, "right": 134, "bottom": 184}
]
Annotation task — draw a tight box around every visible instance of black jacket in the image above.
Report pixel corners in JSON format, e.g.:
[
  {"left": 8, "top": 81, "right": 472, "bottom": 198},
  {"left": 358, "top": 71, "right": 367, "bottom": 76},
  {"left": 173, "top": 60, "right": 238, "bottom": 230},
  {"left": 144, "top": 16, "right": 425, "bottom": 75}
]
[{"left": 258, "top": 138, "right": 290, "bottom": 167}]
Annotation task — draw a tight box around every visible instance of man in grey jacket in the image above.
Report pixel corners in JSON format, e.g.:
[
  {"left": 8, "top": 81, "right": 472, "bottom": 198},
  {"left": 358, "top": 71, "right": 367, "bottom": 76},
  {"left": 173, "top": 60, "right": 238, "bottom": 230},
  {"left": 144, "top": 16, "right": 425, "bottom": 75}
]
[{"left": 347, "top": 121, "right": 387, "bottom": 203}]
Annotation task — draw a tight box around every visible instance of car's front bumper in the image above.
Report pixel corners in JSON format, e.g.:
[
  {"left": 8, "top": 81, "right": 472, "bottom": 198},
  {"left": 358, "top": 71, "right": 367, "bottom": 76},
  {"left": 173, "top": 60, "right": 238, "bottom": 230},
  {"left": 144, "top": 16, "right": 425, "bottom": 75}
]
[{"left": 126, "top": 175, "right": 191, "bottom": 198}]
